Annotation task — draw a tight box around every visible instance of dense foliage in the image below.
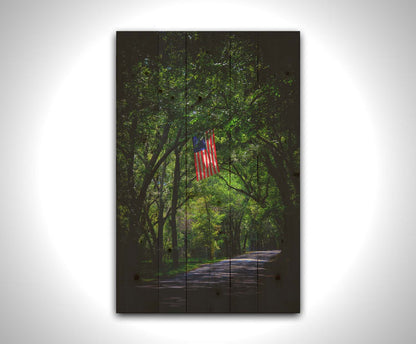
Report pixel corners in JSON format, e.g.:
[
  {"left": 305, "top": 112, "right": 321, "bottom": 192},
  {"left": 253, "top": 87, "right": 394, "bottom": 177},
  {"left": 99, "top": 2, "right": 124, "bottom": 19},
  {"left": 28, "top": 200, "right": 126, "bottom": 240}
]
[{"left": 117, "top": 32, "right": 299, "bottom": 281}]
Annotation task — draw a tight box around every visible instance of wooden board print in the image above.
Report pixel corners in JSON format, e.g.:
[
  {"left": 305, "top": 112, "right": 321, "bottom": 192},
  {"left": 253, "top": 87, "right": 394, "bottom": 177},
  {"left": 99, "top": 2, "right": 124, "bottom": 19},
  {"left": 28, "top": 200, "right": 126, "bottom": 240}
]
[{"left": 116, "top": 32, "right": 300, "bottom": 313}]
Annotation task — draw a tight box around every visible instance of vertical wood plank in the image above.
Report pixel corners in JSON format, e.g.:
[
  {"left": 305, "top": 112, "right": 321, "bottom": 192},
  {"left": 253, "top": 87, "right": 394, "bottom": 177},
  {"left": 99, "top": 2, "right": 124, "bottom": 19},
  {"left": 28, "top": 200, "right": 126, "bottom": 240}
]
[{"left": 116, "top": 31, "right": 300, "bottom": 313}]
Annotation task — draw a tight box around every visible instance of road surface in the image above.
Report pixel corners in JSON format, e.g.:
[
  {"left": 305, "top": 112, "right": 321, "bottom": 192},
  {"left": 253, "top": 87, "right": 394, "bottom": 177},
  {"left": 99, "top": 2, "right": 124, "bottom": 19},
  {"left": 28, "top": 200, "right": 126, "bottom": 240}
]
[{"left": 134, "top": 250, "right": 282, "bottom": 312}]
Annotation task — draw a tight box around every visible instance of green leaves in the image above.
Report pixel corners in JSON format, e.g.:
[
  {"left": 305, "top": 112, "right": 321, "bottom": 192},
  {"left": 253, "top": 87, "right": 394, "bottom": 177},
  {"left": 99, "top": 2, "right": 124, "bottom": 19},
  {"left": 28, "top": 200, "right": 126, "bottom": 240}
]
[{"left": 117, "top": 32, "right": 299, "bottom": 263}]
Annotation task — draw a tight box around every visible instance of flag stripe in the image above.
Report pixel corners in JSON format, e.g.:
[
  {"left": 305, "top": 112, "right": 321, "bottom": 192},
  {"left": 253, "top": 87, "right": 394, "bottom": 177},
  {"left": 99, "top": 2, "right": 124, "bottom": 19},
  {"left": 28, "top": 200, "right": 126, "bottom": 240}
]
[
  {"left": 206, "top": 136, "right": 211, "bottom": 176},
  {"left": 198, "top": 151, "right": 203, "bottom": 180},
  {"left": 196, "top": 152, "right": 200, "bottom": 180},
  {"left": 199, "top": 151, "right": 202, "bottom": 180},
  {"left": 212, "top": 130, "right": 219, "bottom": 172},
  {"left": 207, "top": 132, "right": 214, "bottom": 176},
  {"left": 205, "top": 148, "right": 210, "bottom": 177},
  {"left": 194, "top": 153, "right": 199, "bottom": 181},
  {"left": 201, "top": 151, "right": 206, "bottom": 179},
  {"left": 204, "top": 149, "right": 209, "bottom": 178},
  {"left": 200, "top": 150, "right": 204, "bottom": 179},
  {"left": 199, "top": 152, "right": 203, "bottom": 180},
  {"left": 205, "top": 136, "right": 211, "bottom": 177},
  {"left": 209, "top": 132, "right": 217, "bottom": 174},
  {"left": 205, "top": 133, "right": 213, "bottom": 176},
  {"left": 206, "top": 148, "right": 210, "bottom": 178},
  {"left": 206, "top": 148, "right": 211, "bottom": 177}
]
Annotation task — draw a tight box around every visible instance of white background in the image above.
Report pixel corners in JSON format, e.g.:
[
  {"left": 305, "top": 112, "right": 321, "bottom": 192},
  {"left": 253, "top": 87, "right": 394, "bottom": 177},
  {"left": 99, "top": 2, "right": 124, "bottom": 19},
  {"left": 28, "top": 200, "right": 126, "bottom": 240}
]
[{"left": 1, "top": 0, "right": 415, "bottom": 343}]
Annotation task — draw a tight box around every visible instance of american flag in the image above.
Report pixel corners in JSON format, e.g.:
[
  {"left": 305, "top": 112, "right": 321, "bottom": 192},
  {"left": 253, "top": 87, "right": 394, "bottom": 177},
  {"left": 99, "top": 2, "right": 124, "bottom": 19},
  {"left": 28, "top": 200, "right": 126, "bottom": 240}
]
[{"left": 192, "top": 129, "right": 219, "bottom": 181}]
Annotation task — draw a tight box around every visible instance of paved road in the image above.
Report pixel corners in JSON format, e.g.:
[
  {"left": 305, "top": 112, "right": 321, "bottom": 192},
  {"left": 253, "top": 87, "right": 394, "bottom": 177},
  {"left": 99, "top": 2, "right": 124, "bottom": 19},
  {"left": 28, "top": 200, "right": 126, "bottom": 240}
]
[{"left": 135, "top": 250, "right": 281, "bottom": 312}]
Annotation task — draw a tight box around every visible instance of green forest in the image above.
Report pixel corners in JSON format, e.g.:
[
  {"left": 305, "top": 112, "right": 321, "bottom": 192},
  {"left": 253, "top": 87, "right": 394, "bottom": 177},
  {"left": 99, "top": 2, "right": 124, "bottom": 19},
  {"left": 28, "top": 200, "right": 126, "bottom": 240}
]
[{"left": 116, "top": 32, "right": 299, "bottom": 283}]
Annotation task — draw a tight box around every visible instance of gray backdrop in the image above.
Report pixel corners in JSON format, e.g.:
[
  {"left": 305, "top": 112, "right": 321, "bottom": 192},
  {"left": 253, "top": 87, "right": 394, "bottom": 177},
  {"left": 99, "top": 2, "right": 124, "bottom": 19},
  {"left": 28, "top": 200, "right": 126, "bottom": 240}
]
[{"left": 1, "top": 0, "right": 415, "bottom": 343}]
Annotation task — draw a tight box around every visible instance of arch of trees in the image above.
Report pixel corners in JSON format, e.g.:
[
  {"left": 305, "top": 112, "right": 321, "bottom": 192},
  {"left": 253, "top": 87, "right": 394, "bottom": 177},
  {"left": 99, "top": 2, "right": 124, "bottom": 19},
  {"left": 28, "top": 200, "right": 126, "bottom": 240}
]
[{"left": 116, "top": 32, "right": 299, "bottom": 283}]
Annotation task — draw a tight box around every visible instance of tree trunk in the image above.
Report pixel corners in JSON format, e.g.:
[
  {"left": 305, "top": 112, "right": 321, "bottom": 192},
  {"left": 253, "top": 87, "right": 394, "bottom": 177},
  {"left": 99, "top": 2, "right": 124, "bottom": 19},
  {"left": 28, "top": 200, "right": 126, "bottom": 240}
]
[
  {"left": 243, "top": 233, "right": 248, "bottom": 252},
  {"left": 204, "top": 195, "right": 213, "bottom": 260},
  {"left": 170, "top": 148, "right": 180, "bottom": 267},
  {"left": 157, "top": 162, "right": 167, "bottom": 268}
]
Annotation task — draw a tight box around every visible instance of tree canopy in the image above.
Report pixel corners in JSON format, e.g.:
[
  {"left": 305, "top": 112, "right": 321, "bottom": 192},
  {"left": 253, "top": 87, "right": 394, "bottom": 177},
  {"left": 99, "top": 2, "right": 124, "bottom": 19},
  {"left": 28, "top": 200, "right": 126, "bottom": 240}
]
[{"left": 116, "top": 32, "right": 299, "bottom": 282}]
